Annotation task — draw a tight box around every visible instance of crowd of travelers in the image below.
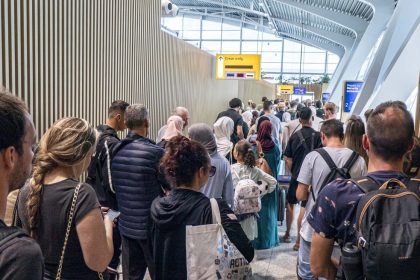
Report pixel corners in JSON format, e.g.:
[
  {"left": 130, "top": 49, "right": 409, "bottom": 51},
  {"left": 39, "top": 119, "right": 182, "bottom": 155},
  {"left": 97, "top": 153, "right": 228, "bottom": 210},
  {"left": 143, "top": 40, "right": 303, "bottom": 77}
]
[{"left": 0, "top": 84, "right": 419, "bottom": 280}]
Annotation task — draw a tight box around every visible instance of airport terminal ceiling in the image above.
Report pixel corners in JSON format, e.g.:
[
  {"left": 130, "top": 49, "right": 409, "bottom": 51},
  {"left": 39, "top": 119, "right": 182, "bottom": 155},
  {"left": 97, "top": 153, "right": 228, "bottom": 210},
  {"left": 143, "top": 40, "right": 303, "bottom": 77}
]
[{"left": 162, "top": 0, "right": 398, "bottom": 83}]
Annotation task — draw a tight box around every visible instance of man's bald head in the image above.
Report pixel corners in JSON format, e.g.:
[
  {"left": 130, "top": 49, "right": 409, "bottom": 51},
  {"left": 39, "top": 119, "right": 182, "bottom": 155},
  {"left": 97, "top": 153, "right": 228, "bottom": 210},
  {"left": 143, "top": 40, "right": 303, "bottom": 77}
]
[
  {"left": 173, "top": 107, "right": 189, "bottom": 128},
  {"left": 367, "top": 101, "right": 414, "bottom": 162}
]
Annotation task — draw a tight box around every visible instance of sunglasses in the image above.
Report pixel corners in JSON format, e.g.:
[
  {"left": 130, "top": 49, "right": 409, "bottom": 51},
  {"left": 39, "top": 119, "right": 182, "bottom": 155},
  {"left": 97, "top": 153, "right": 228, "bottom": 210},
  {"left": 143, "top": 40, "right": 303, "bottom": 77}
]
[{"left": 209, "top": 166, "right": 216, "bottom": 177}]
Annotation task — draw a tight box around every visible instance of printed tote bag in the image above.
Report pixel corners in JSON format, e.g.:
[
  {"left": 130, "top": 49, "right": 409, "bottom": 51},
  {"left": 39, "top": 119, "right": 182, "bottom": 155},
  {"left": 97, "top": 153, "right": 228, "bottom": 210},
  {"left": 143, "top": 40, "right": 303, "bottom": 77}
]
[{"left": 186, "top": 198, "right": 252, "bottom": 280}]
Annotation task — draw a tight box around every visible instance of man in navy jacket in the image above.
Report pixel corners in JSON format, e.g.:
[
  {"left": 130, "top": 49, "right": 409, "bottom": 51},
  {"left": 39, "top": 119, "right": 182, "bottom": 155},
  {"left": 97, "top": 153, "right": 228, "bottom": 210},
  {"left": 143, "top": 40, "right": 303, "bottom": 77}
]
[{"left": 111, "top": 104, "right": 168, "bottom": 279}]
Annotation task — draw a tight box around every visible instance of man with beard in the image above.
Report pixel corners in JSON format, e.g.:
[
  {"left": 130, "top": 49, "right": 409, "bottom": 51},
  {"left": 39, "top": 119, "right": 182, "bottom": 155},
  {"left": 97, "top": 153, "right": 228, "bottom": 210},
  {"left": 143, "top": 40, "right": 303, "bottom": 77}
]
[{"left": 0, "top": 87, "right": 43, "bottom": 279}]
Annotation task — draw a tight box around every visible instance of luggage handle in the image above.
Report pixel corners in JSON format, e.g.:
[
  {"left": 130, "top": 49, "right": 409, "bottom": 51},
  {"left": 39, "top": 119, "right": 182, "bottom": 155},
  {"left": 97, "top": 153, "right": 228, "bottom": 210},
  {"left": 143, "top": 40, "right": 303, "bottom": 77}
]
[{"left": 379, "top": 178, "right": 406, "bottom": 190}]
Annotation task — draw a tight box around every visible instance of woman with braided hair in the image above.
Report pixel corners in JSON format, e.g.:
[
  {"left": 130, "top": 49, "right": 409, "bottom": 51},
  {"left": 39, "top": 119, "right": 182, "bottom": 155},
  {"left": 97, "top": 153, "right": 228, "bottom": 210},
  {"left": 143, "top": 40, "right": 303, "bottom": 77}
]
[{"left": 16, "top": 117, "right": 114, "bottom": 280}]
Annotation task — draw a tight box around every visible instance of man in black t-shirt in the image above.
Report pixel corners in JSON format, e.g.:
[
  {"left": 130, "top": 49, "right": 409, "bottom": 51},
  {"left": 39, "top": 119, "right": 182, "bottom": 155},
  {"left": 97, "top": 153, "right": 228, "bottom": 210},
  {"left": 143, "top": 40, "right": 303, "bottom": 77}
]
[
  {"left": 216, "top": 98, "right": 244, "bottom": 145},
  {"left": 283, "top": 107, "right": 322, "bottom": 248},
  {"left": 86, "top": 100, "right": 129, "bottom": 280},
  {"left": 0, "top": 87, "right": 43, "bottom": 279}
]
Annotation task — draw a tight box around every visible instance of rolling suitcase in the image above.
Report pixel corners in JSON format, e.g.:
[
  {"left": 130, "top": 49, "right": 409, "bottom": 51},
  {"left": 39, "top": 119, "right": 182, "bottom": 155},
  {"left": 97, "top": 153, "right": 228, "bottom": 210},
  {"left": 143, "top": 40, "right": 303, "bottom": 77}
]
[{"left": 277, "top": 175, "right": 290, "bottom": 225}]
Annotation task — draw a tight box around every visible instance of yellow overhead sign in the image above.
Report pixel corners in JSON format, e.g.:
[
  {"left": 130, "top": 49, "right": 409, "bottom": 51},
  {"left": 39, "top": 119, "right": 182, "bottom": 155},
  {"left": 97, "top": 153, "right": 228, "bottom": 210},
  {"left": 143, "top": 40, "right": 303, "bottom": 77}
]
[
  {"left": 278, "top": 84, "right": 293, "bottom": 94},
  {"left": 216, "top": 54, "right": 261, "bottom": 80}
]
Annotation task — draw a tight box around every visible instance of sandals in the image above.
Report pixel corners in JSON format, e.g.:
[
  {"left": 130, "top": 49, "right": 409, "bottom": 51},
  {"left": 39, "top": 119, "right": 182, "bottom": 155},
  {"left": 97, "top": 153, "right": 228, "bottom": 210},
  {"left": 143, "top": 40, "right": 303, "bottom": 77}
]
[
  {"left": 293, "top": 244, "right": 300, "bottom": 251},
  {"left": 282, "top": 235, "right": 292, "bottom": 243}
]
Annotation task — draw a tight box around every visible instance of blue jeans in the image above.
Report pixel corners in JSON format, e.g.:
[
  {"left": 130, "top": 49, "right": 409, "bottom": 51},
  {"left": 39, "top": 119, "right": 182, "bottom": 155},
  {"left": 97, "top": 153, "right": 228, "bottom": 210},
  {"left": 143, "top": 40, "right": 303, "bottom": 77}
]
[{"left": 298, "top": 238, "right": 327, "bottom": 280}]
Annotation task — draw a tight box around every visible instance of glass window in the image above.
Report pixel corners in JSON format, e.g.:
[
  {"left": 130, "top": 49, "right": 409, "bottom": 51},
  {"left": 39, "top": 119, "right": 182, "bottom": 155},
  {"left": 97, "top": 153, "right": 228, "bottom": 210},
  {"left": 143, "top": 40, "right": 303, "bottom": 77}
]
[
  {"left": 327, "top": 53, "right": 340, "bottom": 64},
  {"left": 201, "top": 41, "right": 221, "bottom": 52},
  {"left": 183, "top": 17, "right": 201, "bottom": 30},
  {"left": 261, "top": 52, "right": 281, "bottom": 63},
  {"left": 282, "top": 74, "right": 299, "bottom": 84},
  {"left": 262, "top": 33, "right": 278, "bottom": 40},
  {"left": 283, "top": 52, "right": 301, "bottom": 63},
  {"left": 222, "top": 22, "right": 240, "bottom": 31},
  {"left": 241, "top": 41, "right": 258, "bottom": 52},
  {"left": 242, "top": 28, "right": 260, "bottom": 40},
  {"left": 261, "top": 41, "right": 282, "bottom": 52},
  {"left": 261, "top": 73, "right": 281, "bottom": 84},
  {"left": 284, "top": 40, "right": 302, "bottom": 52},
  {"left": 202, "top": 31, "right": 222, "bottom": 40},
  {"left": 327, "top": 63, "right": 338, "bottom": 74},
  {"left": 161, "top": 17, "right": 183, "bottom": 30},
  {"left": 302, "top": 52, "right": 326, "bottom": 64},
  {"left": 202, "top": 19, "right": 222, "bottom": 30},
  {"left": 283, "top": 63, "right": 301, "bottom": 73},
  {"left": 261, "top": 62, "right": 282, "bottom": 72},
  {"left": 242, "top": 51, "right": 260, "bottom": 54},
  {"left": 302, "top": 63, "right": 325, "bottom": 73},
  {"left": 222, "top": 31, "right": 241, "bottom": 40},
  {"left": 303, "top": 45, "right": 324, "bottom": 53},
  {"left": 222, "top": 41, "right": 240, "bottom": 52},
  {"left": 186, "top": 41, "right": 201, "bottom": 48},
  {"left": 181, "top": 31, "right": 201, "bottom": 40}
]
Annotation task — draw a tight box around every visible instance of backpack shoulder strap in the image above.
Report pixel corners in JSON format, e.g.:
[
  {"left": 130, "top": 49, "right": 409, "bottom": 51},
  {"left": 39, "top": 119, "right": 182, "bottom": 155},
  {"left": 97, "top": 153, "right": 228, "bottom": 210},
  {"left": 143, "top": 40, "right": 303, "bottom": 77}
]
[
  {"left": 296, "top": 130, "right": 310, "bottom": 153},
  {"left": 407, "top": 178, "right": 420, "bottom": 196},
  {"left": 351, "top": 176, "right": 379, "bottom": 193},
  {"left": 290, "top": 123, "right": 301, "bottom": 136},
  {"left": 315, "top": 148, "right": 337, "bottom": 170},
  {"left": 343, "top": 151, "right": 360, "bottom": 171}
]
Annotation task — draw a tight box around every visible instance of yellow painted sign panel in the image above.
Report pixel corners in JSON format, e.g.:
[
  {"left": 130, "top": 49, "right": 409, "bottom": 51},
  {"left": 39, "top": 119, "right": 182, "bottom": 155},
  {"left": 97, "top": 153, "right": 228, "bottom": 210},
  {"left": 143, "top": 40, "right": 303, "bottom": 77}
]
[
  {"left": 278, "top": 84, "right": 294, "bottom": 94},
  {"left": 216, "top": 54, "right": 261, "bottom": 80}
]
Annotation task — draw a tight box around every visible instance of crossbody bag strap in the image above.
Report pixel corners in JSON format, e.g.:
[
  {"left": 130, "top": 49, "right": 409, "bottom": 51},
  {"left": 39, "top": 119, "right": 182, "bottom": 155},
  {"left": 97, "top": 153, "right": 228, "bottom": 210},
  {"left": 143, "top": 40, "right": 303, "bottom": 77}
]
[
  {"left": 290, "top": 123, "right": 301, "bottom": 136},
  {"left": 296, "top": 130, "right": 310, "bottom": 153},
  {"left": 56, "top": 183, "right": 82, "bottom": 280}
]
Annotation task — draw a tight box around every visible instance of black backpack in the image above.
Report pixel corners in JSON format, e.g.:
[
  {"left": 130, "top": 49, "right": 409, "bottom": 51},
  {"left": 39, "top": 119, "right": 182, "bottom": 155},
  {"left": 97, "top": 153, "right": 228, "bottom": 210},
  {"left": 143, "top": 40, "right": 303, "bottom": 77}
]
[
  {"left": 311, "top": 149, "right": 360, "bottom": 201},
  {"left": 351, "top": 177, "right": 420, "bottom": 280}
]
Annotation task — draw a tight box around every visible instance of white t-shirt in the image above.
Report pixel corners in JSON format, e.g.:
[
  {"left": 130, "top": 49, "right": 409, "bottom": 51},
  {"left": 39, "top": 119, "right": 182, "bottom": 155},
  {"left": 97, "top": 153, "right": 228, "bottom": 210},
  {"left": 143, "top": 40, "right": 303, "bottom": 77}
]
[{"left": 297, "top": 147, "right": 367, "bottom": 242}]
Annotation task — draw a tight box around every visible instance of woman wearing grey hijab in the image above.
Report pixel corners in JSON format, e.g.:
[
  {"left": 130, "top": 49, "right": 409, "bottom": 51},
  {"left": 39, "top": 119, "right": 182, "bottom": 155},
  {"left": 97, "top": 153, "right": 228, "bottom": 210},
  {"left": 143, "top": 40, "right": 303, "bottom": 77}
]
[{"left": 188, "top": 123, "right": 234, "bottom": 207}]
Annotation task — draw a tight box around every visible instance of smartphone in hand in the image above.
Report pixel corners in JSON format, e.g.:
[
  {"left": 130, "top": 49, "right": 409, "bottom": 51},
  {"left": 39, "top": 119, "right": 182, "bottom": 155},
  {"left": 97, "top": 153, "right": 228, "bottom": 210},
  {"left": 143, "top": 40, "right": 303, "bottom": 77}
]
[{"left": 105, "top": 209, "right": 121, "bottom": 221}]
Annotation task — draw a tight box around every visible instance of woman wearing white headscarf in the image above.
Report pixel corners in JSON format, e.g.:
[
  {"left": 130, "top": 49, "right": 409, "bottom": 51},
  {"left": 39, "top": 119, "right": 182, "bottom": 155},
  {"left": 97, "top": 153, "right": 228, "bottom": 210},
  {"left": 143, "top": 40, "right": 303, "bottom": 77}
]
[
  {"left": 188, "top": 123, "right": 234, "bottom": 206},
  {"left": 242, "top": 111, "right": 253, "bottom": 127},
  {"left": 213, "top": 117, "right": 234, "bottom": 159},
  {"left": 158, "top": 115, "right": 184, "bottom": 148}
]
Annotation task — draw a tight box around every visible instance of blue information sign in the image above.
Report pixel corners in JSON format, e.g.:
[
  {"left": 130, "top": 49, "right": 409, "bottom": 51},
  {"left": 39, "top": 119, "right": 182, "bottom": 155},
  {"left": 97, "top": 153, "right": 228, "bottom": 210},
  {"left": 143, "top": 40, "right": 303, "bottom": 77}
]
[
  {"left": 344, "top": 81, "right": 363, "bottom": 113},
  {"left": 293, "top": 87, "right": 306, "bottom": 95},
  {"left": 322, "top": 93, "right": 331, "bottom": 102}
]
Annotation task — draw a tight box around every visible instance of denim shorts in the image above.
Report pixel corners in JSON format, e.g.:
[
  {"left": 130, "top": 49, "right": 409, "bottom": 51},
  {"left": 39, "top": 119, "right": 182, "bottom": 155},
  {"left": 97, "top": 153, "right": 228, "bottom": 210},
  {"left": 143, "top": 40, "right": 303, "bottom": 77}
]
[{"left": 298, "top": 238, "right": 313, "bottom": 280}]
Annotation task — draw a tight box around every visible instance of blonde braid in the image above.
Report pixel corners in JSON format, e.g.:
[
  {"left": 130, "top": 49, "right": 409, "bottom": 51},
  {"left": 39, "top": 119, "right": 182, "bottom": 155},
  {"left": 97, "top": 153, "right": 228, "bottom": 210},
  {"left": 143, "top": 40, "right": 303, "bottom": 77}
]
[{"left": 26, "top": 153, "right": 57, "bottom": 239}]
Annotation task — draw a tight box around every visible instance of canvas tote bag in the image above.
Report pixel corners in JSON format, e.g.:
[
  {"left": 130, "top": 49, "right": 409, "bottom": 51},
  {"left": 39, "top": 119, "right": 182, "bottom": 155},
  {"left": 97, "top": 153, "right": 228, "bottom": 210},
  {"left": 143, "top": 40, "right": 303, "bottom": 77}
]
[{"left": 186, "top": 198, "right": 252, "bottom": 280}]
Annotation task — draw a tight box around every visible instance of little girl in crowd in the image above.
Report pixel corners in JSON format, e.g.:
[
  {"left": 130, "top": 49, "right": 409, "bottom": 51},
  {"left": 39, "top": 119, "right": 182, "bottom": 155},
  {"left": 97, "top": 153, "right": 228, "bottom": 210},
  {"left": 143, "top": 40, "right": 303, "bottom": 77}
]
[{"left": 231, "top": 140, "right": 277, "bottom": 240}]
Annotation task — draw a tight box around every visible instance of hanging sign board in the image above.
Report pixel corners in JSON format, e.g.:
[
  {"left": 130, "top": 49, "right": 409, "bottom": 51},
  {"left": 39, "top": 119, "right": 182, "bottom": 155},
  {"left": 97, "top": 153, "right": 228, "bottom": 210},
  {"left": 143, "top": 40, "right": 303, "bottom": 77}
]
[
  {"left": 216, "top": 54, "right": 261, "bottom": 80},
  {"left": 277, "top": 84, "right": 294, "bottom": 94},
  {"left": 293, "top": 87, "right": 307, "bottom": 95},
  {"left": 322, "top": 93, "right": 331, "bottom": 102},
  {"left": 343, "top": 81, "right": 363, "bottom": 113}
]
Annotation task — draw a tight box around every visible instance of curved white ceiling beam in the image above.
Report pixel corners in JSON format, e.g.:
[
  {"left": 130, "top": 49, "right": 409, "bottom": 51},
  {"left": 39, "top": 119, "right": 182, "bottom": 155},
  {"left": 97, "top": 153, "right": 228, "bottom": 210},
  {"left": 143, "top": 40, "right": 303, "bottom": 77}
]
[
  {"left": 178, "top": 9, "right": 345, "bottom": 57},
  {"left": 179, "top": 3, "right": 352, "bottom": 53},
  {"left": 326, "top": 0, "right": 396, "bottom": 106},
  {"left": 277, "top": 31, "right": 345, "bottom": 57},
  {"left": 272, "top": 18, "right": 355, "bottom": 50},
  {"left": 271, "top": 0, "right": 366, "bottom": 37}
]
